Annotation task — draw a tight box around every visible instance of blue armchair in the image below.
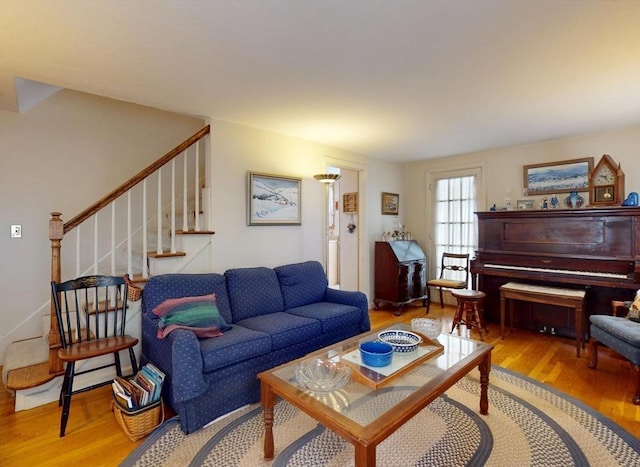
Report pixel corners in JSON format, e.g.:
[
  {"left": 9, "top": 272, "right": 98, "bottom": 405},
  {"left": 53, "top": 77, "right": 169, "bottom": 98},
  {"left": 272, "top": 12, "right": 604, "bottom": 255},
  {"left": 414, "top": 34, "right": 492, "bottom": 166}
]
[{"left": 588, "top": 300, "right": 640, "bottom": 405}]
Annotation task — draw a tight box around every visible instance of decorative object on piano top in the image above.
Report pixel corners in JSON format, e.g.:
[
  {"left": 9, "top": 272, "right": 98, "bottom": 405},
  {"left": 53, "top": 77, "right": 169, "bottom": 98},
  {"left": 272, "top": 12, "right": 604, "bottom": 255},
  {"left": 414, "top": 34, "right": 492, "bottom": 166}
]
[
  {"left": 523, "top": 157, "right": 593, "bottom": 196},
  {"left": 563, "top": 191, "right": 585, "bottom": 209},
  {"left": 622, "top": 192, "right": 638, "bottom": 207},
  {"left": 588, "top": 154, "right": 625, "bottom": 206},
  {"left": 516, "top": 199, "right": 534, "bottom": 210}
]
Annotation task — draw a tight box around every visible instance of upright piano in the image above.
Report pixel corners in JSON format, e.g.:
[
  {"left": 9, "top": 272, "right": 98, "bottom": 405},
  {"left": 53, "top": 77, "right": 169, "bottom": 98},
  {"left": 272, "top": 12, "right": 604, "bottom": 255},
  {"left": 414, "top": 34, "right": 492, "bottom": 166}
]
[{"left": 471, "top": 207, "right": 640, "bottom": 337}]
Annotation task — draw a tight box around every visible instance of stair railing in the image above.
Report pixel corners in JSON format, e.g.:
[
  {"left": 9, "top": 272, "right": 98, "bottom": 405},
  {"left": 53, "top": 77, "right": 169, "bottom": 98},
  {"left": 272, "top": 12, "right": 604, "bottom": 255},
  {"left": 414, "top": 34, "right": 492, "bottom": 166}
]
[{"left": 48, "top": 125, "right": 210, "bottom": 375}]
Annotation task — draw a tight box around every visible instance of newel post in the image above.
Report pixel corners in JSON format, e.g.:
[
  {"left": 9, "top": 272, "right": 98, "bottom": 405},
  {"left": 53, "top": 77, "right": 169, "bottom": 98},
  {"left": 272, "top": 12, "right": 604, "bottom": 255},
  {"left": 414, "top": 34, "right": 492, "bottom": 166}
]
[{"left": 49, "top": 212, "right": 64, "bottom": 375}]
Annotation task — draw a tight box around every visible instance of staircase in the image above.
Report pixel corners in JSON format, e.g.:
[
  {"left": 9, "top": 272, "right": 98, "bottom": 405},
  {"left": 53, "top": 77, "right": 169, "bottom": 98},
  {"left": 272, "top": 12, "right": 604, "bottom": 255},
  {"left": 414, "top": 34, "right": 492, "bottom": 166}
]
[{"left": 2, "top": 126, "right": 213, "bottom": 410}]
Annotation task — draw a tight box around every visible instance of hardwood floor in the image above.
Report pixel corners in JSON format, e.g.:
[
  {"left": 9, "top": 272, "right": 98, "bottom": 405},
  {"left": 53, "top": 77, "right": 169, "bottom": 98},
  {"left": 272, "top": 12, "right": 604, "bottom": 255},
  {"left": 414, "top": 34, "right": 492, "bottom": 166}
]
[{"left": 2, "top": 304, "right": 638, "bottom": 466}]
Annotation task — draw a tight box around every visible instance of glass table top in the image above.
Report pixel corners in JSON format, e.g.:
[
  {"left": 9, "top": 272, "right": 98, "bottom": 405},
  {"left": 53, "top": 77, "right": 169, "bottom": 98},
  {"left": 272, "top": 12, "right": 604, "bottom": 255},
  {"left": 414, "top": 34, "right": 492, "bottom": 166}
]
[{"left": 268, "top": 322, "right": 493, "bottom": 428}]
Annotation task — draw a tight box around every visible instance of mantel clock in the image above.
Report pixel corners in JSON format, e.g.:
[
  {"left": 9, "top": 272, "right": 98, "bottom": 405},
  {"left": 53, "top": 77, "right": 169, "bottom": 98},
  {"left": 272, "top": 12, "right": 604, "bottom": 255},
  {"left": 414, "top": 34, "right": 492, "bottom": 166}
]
[{"left": 589, "top": 154, "right": 624, "bottom": 206}]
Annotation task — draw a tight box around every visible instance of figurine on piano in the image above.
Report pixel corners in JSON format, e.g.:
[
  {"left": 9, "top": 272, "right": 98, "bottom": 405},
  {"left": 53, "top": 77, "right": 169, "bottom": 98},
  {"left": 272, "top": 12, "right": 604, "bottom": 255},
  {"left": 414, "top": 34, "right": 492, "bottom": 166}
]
[
  {"left": 550, "top": 194, "right": 559, "bottom": 209},
  {"left": 622, "top": 192, "right": 639, "bottom": 207}
]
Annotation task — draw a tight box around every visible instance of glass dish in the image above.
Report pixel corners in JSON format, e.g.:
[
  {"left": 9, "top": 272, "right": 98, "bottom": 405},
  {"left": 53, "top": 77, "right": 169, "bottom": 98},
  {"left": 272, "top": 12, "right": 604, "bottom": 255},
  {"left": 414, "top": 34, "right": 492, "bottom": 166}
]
[
  {"left": 294, "top": 358, "right": 351, "bottom": 392},
  {"left": 411, "top": 318, "right": 442, "bottom": 340}
]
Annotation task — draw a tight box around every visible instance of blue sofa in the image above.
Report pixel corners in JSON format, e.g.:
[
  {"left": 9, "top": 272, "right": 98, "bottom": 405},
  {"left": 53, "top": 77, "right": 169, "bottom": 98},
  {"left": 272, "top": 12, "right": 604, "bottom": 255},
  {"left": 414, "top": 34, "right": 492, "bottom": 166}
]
[{"left": 140, "top": 260, "right": 370, "bottom": 433}]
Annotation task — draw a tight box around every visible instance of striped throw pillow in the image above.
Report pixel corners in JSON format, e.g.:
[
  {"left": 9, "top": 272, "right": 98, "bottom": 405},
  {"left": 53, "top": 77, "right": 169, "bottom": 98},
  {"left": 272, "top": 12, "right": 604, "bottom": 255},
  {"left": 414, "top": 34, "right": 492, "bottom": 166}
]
[{"left": 152, "top": 293, "right": 231, "bottom": 339}]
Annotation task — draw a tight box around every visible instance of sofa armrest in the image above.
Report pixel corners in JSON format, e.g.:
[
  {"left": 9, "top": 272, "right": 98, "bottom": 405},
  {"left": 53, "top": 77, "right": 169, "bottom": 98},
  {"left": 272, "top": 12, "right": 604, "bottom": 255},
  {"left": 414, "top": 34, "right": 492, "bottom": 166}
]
[
  {"left": 141, "top": 312, "right": 208, "bottom": 403},
  {"left": 325, "top": 288, "right": 371, "bottom": 332}
]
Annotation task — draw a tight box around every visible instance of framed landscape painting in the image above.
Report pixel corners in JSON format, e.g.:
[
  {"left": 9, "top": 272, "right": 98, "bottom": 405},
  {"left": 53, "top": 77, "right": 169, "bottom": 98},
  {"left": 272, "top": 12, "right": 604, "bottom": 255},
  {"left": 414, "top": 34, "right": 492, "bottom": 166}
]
[
  {"left": 523, "top": 157, "right": 593, "bottom": 196},
  {"left": 247, "top": 172, "right": 301, "bottom": 225}
]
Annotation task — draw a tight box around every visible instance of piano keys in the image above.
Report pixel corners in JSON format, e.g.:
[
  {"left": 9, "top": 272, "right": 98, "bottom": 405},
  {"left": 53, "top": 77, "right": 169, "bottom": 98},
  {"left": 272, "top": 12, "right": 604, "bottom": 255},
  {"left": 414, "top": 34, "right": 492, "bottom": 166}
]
[{"left": 471, "top": 206, "right": 640, "bottom": 338}]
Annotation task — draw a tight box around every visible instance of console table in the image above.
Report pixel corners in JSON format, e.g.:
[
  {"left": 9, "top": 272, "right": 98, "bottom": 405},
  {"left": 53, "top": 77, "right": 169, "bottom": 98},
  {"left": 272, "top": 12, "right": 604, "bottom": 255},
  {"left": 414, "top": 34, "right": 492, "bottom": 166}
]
[{"left": 500, "top": 282, "right": 586, "bottom": 357}]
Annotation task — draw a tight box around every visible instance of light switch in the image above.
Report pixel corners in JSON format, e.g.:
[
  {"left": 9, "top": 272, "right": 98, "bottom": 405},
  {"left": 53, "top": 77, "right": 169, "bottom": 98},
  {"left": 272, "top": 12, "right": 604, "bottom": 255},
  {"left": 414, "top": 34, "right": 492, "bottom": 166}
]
[{"left": 11, "top": 225, "right": 22, "bottom": 238}]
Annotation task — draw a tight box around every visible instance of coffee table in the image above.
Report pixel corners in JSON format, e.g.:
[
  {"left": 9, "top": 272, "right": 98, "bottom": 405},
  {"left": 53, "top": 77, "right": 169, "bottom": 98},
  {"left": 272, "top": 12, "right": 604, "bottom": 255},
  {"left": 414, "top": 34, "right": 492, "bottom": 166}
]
[{"left": 258, "top": 323, "right": 493, "bottom": 466}]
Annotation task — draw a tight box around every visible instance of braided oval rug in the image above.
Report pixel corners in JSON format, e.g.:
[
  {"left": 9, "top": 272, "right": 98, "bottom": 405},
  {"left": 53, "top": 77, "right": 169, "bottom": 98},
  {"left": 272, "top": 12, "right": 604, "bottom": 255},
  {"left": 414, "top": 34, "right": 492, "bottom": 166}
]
[{"left": 122, "top": 366, "right": 640, "bottom": 466}]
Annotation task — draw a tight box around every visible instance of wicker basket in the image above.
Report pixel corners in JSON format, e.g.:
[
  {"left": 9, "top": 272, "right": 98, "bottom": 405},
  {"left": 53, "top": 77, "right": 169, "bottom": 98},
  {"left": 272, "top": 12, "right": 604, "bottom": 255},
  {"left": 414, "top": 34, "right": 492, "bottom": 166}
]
[
  {"left": 127, "top": 282, "right": 143, "bottom": 301},
  {"left": 111, "top": 396, "right": 163, "bottom": 442},
  {"left": 123, "top": 274, "right": 143, "bottom": 302}
]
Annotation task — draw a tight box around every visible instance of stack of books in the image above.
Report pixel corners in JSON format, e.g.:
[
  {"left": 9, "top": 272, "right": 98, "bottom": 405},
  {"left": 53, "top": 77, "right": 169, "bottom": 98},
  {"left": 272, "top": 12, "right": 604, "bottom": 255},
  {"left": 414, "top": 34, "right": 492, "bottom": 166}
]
[{"left": 112, "top": 363, "right": 165, "bottom": 410}]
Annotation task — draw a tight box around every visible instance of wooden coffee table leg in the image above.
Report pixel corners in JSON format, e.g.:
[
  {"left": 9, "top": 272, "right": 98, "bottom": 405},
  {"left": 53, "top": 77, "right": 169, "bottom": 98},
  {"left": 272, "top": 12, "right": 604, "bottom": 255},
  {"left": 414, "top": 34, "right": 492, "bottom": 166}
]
[
  {"left": 478, "top": 352, "right": 491, "bottom": 415},
  {"left": 261, "top": 383, "right": 277, "bottom": 460},
  {"left": 355, "top": 442, "right": 376, "bottom": 466}
]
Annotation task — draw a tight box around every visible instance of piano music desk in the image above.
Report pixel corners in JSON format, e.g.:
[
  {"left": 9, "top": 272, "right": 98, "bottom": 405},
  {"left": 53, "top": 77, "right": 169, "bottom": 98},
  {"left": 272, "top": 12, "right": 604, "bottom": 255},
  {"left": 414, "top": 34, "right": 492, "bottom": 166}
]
[{"left": 500, "top": 282, "right": 586, "bottom": 357}]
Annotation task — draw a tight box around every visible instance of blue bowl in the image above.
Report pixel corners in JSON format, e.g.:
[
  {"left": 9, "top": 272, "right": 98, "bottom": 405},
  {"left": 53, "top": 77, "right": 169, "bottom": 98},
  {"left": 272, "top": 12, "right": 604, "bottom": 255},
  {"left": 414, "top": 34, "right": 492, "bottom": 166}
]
[{"left": 359, "top": 341, "right": 393, "bottom": 367}]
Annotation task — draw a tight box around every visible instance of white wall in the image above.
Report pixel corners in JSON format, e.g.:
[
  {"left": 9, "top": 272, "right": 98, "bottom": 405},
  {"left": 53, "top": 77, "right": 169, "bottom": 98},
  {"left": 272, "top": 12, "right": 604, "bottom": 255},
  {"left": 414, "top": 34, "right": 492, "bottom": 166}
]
[
  {"left": 205, "top": 119, "right": 404, "bottom": 299},
  {"left": 404, "top": 125, "right": 640, "bottom": 276},
  {"left": 0, "top": 90, "right": 205, "bottom": 361},
  {"left": 0, "top": 94, "right": 405, "bottom": 363}
]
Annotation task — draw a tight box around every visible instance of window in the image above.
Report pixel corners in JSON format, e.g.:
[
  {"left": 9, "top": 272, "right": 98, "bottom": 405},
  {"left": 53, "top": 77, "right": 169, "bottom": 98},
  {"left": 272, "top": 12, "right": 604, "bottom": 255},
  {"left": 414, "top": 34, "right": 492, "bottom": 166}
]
[{"left": 433, "top": 174, "right": 478, "bottom": 281}]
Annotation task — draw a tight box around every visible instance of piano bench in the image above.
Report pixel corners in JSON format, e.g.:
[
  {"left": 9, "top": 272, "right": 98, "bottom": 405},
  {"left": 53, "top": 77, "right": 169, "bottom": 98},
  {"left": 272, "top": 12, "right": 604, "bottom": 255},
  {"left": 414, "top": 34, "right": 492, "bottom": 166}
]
[
  {"left": 588, "top": 315, "right": 640, "bottom": 405},
  {"left": 499, "top": 282, "right": 586, "bottom": 357}
]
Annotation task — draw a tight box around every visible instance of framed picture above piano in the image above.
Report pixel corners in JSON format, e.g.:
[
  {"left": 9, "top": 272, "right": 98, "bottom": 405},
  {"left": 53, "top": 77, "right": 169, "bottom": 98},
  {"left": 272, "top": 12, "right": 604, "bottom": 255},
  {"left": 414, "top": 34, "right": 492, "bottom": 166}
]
[{"left": 523, "top": 157, "right": 593, "bottom": 196}]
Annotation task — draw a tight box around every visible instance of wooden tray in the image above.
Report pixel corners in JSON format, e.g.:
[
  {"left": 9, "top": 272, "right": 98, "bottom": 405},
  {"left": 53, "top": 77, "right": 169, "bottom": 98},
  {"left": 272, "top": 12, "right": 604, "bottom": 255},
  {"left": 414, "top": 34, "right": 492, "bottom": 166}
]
[{"left": 341, "top": 338, "right": 443, "bottom": 390}]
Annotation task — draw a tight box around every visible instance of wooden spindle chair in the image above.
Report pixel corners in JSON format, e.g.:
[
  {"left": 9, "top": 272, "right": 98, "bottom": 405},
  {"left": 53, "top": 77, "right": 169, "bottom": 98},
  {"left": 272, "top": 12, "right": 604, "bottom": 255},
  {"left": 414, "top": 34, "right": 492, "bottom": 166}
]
[{"left": 51, "top": 275, "right": 138, "bottom": 436}]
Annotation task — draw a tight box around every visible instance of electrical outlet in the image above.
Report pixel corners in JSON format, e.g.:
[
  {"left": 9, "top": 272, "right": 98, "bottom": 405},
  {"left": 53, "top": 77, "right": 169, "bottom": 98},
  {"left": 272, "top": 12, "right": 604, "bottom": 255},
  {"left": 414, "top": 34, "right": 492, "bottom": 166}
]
[{"left": 11, "top": 225, "right": 22, "bottom": 238}]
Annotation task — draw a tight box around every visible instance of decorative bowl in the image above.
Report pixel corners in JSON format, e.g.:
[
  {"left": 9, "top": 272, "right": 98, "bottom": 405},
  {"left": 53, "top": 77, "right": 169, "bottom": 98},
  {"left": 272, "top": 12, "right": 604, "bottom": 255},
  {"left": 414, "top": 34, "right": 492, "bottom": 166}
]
[
  {"left": 411, "top": 318, "right": 442, "bottom": 340},
  {"left": 294, "top": 358, "right": 351, "bottom": 392},
  {"left": 359, "top": 341, "right": 394, "bottom": 367},
  {"left": 377, "top": 330, "right": 423, "bottom": 353}
]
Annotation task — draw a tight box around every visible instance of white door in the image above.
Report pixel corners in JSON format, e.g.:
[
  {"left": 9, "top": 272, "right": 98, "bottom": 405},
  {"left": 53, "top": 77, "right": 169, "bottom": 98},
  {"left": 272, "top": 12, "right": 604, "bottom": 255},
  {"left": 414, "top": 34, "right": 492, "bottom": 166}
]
[{"left": 323, "top": 167, "right": 359, "bottom": 291}]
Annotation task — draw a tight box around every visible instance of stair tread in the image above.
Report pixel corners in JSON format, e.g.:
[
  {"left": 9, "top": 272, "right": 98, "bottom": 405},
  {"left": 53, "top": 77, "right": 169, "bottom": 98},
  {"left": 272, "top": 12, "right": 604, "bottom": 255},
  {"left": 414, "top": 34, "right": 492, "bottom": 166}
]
[
  {"left": 129, "top": 274, "right": 150, "bottom": 283},
  {"left": 6, "top": 362, "right": 56, "bottom": 390},
  {"left": 147, "top": 251, "right": 186, "bottom": 258},
  {"left": 176, "top": 230, "right": 215, "bottom": 235}
]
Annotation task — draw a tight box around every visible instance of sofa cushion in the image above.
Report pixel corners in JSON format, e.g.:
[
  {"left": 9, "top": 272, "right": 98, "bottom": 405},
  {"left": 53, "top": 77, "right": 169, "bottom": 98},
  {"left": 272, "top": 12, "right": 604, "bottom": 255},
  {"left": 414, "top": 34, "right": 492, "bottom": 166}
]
[
  {"left": 275, "top": 261, "right": 328, "bottom": 309},
  {"left": 142, "top": 273, "right": 233, "bottom": 324},
  {"left": 199, "top": 325, "right": 272, "bottom": 373},
  {"left": 236, "top": 312, "right": 322, "bottom": 350},
  {"left": 152, "top": 294, "right": 231, "bottom": 339},
  {"left": 286, "top": 302, "right": 362, "bottom": 334},
  {"left": 225, "top": 267, "right": 284, "bottom": 321}
]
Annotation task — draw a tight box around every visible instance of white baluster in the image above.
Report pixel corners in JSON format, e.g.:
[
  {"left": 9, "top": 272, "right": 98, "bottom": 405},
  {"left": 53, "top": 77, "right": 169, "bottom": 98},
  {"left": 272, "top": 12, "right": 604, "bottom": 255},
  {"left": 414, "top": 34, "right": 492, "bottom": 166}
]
[
  {"left": 195, "top": 141, "right": 200, "bottom": 232},
  {"left": 183, "top": 150, "right": 188, "bottom": 232},
  {"left": 142, "top": 179, "right": 148, "bottom": 279},
  {"left": 111, "top": 201, "right": 116, "bottom": 275},
  {"left": 171, "top": 158, "right": 176, "bottom": 254},
  {"left": 126, "top": 191, "right": 132, "bottom": 277},
  {"left": 157, "top": 168, "right": 162, "bottom": 254}
]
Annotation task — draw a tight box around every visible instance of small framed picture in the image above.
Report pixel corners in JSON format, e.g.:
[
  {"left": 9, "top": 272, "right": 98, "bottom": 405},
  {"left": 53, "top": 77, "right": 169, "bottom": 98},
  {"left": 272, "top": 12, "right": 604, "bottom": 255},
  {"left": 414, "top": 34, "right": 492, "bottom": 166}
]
[
  {"left": 517, "top": 199, "right": 534, "bottom": 210},
  {"left": 381, "top": 192, "right": 399, "bottom": 215}
]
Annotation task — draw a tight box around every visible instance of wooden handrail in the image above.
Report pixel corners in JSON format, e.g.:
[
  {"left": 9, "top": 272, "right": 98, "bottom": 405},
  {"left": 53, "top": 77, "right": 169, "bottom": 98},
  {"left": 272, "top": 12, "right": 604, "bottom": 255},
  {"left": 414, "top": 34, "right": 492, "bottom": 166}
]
[
  {"left": 63, "top": 125, "right": 210, "bottom": 233},
  {"left": 49, "top": 125, "right": 210, "bottom": 375}
]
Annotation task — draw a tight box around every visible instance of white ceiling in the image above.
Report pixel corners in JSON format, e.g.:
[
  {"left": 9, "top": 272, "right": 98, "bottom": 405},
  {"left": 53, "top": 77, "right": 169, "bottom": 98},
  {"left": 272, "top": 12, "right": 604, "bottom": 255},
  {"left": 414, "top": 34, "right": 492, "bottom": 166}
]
[{"left": 1, "top": 0, "right": 639, "bottom": 163}]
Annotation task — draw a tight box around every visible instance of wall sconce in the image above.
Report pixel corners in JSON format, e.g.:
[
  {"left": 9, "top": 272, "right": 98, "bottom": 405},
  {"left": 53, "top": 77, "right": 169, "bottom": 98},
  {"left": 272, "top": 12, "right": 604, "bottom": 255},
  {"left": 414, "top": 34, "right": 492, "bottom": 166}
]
[{"left": 313, "top": 173, "right": 341, "bottom": 184}]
